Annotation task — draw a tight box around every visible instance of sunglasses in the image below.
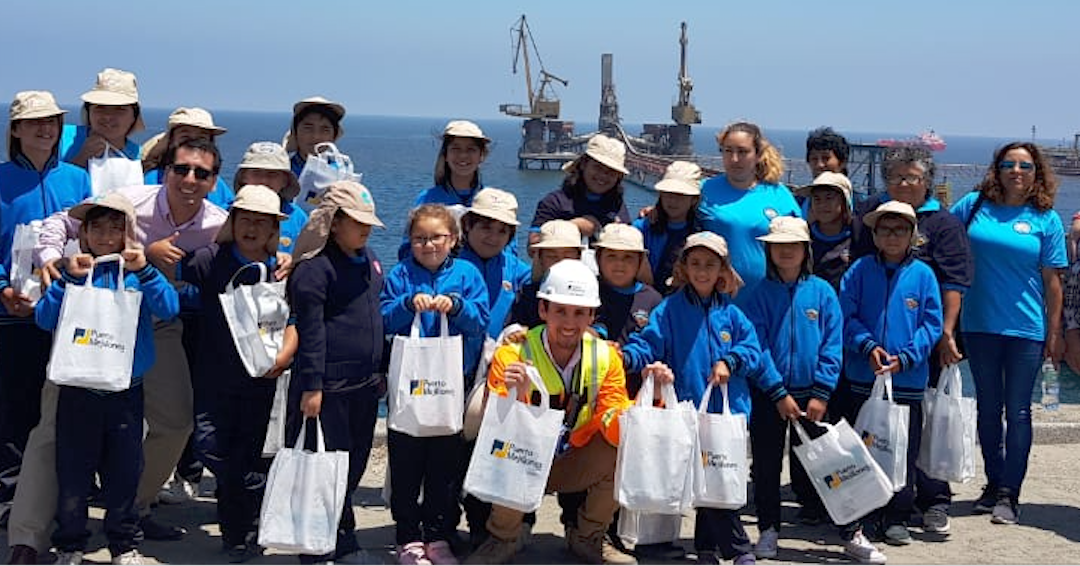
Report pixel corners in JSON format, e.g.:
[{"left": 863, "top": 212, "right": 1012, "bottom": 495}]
[
  {"left": 170, "top": 163, "right": 214, "bottom": 181},
  {"left": 999, "top": 160, "right": 1035, "bottom": 171}
]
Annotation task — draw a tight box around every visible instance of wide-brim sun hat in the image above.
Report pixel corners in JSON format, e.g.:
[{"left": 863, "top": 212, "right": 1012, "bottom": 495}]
[
  {"left": 530, "top": 219, "right": 586, "bottom": 250},
  {"left": 681, "top": 231, "right": 745, "bottom": 293},
  {"left": 291, "top": 180, "right": 384, "bottom": 261},
  {"left": 796, "top": 171, "right": 853, "bottom": 211},
  {"left": 536, "top": 258, "right": 601, "bottom": 308},
  {"left": 68, "top": 192, "right": 141, "bottom": 252},
  {"left": 444, "top": 120, "right": 490, "bottom": 141},
  {"left": 284, "top": 96, "right": 347, "bottom": 153},
  {"left": 216, "top": 185, "right": 289, "bottom": 256},
  {"left": 80, "top": 68, "right": 145, "bottom": 132},
  {"left": 142, "top": 107, "right": 228, "bottom": 171},
  {"left": 593, "top": 223, "right": 646, "bottom": 252},
  {"left": 654, "top": 160, "right": 702, "bottom": 195},
  {"left": 7, "top": 91, "right": 66, "bottom": 161},
  {"left": 563, "top": 133, "right": 629, "bottom": 175},
  {"left": 757, "top": 216, "right": 811, "bottom": 243},
  {"left": 467, "top": 187, "right": 519, "bottom": 226},
  {"left": 234, "top": 142, "right": 302, "bottom": 202},
  {"left": 864, "top": 200, "right": 917, "bottom": 230}
]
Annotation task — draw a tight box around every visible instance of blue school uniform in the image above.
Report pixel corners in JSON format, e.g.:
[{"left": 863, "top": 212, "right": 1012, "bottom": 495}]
[
  {"left": 632, "top": 217, "right": 694, "bottom": 294},
  {"left": 457, "top": 245, "right": 530, "bottom": 341}
]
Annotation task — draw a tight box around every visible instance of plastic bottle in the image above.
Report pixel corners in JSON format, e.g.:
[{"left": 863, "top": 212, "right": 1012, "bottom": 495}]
[{"left": 1041, "top": 357, "right": 1060, "bottom": 411}]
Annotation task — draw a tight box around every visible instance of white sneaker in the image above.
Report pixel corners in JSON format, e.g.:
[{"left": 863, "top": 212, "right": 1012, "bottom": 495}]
[
  {"left": 54, "top": 550, "right": 83, "bottom": 565},
  {"left": 754, "top": 527, "right": 778, "bottom": 559},
  {"left": 111, "top": 549, "right": 145, "bottom": 565},
  {"left": 157, "top": 475, "right": 198, "bottom": 505},
  {"left": 844, "top": 531, "right": 886, "bottom": 564}
]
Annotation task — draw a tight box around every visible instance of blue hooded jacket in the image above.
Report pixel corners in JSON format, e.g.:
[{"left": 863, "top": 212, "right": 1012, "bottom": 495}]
[
  {"left": 839, "top": 254, "right": 943, "bottom": 401},
  {"left": 621, "top": 286, "right": 779, "bottom": 417},
  {"left": 35, "top": 262, "right": 179, "bottom": 388},
  {"left": 458, "top": 245, "right": 530, "bottom": 339},
  {"left": 741, "top": 274, "right": 843, "bottom": 402},
  {"left": 381, "top": 256, "right": 490, "bottom": 378}
]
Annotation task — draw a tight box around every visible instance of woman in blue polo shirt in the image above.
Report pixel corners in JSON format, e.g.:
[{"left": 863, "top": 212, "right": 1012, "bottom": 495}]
[
  {"left": 698, "top": 122, "right": 800, "bottom": 308},
  {"left": 950, "top": 142, "right": 1067, "bottom": 526}
]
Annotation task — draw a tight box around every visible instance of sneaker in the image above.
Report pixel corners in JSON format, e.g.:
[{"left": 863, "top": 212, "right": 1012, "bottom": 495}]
[
  {"left": 991, "top": 490, "right": 1020, "bottom": 525},
  {"left": 922, "top": 506, "right": 951, "bottom": 534},
  {"left": 844, "top": 531, "right": 887, "bottom": 564},
  {"left": 753, "top": 527, "right": 778, "bottom": 559},
  {"left": 8, "top": 544, "right": 39, "bottom": 565},
  {"left": 157, "top": 475, "right": 198, "bottom": 505},
  {"left": 972, "top": 484, "right": 998, "bottom": 514},
  {"left": 695, "top": 551, "right": 721, "bottom": 565},
  {"left": 398, "top": 541, "right": 432, "bottom": 565},
  {"left": 425, "top": 541, "right": 458, "bottom": 565},
  {"left": 111, "top": 550, "right": 145, "bottom": 565},
  {"left": 226, "top": 543, "right": 263, "bottom": 564},
  {"left": 54, "top": 550, "right": 83, "bottom": 565},
  {"left": 734, "top": 553, "right": 757, "bottom": 565},
  {"left": 600, "top": 538, "right": 638, "bottom": 565},
  {"left": 463, "top": 536, "right": 516, "bottom": 565},
  {"left": 139, "top": 516, "right": 187, "bottom": 541},
  {"left": 883, "top": 524, "right": 912, "bottom": 546}
]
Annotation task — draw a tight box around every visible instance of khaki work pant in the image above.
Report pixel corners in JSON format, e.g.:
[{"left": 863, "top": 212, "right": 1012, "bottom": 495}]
[{"left": 486, "top": 435, "right": 619, "bottom": 542}]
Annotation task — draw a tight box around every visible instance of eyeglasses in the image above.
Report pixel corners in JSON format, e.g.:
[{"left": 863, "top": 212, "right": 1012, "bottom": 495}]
[
  {"left": 999, "top": 160, "right": 1036, "bottom": 171},
  {"left": 410, "top": 233, "right": 451, "bottom": 246},
  {"left": 886, "top": 174, "right": 924, "bottom": 186},
  {"left": 170, "top": 163, "right": 214, "bottom": 181},
  {"left": 874, "top": 226, "right": 913, "bottom": 238}
]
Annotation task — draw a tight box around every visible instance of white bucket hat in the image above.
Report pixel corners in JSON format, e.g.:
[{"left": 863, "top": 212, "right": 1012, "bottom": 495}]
[
  {"left": 531, "top": 219, "right": 586, "bottom": 250},
  {"left": 234, "top": 142, "right": 302, "bottom": 201},
  {"left": 80, "top": 68, "right": 144, "bottom": 132},
  {"left": 864, "top": 200, "right": 917, "bottom": 230},
  {"left": 217, "top": 185, "right": 289, "bottom": 256},
  {"left": 797, "top": 171, "right": 853, "bottom": 211},
  {"left": 593, "top": 223, "right": 646, "bottom": 252},
  {"left": 680, "top": 231, "right": 745, "bottom": 294},
  {"left": 757, "top": 216, "right": 811, "bottom": 243},
  {"left": 655, "top": 160, "right": 702, "bottom": 195},
  {"left": 444, "top": 120, "right": 489, "bottom": 141},
  {"left": 537, "top": 259, "right": 601, "bottom": 308},
  {"left": 564, "top": 134, "right": 629, "bottom": 175},
  {"left": 8, "top": 91, "right": 66, "bottom": 161},
  {"left": 467, "top": 188, "right": 519, "bottom": 226}
]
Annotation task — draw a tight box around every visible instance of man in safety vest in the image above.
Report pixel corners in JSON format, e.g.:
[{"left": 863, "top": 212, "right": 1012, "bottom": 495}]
[{"left": 465, "top": 259, "right": 637, "bottom": 565}]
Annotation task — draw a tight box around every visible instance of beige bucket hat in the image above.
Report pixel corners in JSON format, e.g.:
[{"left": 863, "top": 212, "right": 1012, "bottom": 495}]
[
  {"left": 444, "top": 120, "right": 489, "bottom": 141},
  {"left": 530, "top": 219, "right": 586, "bottom": 250},
  {"left": 864, "top": 200, "right": 917, "bottom": 230},
  {"left": 69, "top": 192, "right": 141, "bottom": 252},
  {"left": 564, "top": 134, "right": 629, "bottom": 175},
  {"left": 291, "top": 180, "right": 384, "bottom": 261},
  {"left": 142, "top": 107, "right": 228, "bottom": 171},
  {"left": 796, "top": 171, "right": 853, "bottom": 210},
  {"left": 655, "top": 160, "right": 702, "bottom": 195},
  {"left": 467, "top": 188, "right": 519, "bottom": 226},
  {"left": 216, "top": 185, "right": 289, "bottom": 256},
  {"left": 757, "top": 216, "right": 811, "bottom": 243},
  {"left": 234, "top": 142, "right": 302, "bottom": 202},
  {"left": 679, "top": 231, "right": 745, "bottom": 294},
  {"left": 7, "top": 91, "right": 66, "bottom": 161},
  {"left": 80, "top": 68, "right": 144, "bottom": 132},
  {"left": 593, "top": 223, "right": 646, "bottom": 252},
  {"left": 284, "top": 96, "right": 346, "bottom": 153}
]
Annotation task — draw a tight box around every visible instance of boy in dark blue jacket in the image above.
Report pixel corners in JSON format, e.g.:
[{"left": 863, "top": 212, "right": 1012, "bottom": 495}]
[
  {"left": 837, "top": 201, "right": 942, "bottom": 562},
  {"left": 36, "top": 193, "right": 179, "bottom": 565},
  {"left": 742, "top": 217, "right": 842, "bottom": 558}
]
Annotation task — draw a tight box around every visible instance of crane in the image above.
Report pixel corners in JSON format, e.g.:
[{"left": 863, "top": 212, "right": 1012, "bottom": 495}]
[{"left": 499, "top": 15, "right": 567, "bottom": 119}]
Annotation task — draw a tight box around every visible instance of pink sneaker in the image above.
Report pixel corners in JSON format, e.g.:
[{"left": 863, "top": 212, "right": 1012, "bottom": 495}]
[
  {"left": 424, "top": 541, "right": 459, "bottom": 565},
  {"left": 397, "top": 541, "right": 432, "bottom": 565}
]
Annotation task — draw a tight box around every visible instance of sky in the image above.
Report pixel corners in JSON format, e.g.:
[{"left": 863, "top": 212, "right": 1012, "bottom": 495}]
[{"left": 3, "top": 0, "right": 1079, "bottom": 141}]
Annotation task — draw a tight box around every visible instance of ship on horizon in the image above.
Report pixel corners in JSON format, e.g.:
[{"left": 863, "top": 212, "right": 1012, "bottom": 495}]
[{"left": 877, "top": 129, "right": 947, "bottom": 152}]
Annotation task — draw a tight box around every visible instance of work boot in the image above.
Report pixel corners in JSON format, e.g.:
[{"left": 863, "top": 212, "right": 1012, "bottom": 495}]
[
  {"left": 463, "top": 536, "right": 517, "bottom": 565},
  {"left": 568, "top": 529, "right": 637, "bottom": 565}
]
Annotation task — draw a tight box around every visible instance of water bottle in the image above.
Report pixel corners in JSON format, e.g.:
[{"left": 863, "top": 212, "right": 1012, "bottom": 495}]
[{"left": 1041, "top": 357, "right": 1060, "bottom": 411}]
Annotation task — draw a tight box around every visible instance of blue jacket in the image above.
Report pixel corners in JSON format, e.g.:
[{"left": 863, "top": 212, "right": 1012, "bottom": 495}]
[
  {"left": 621, "top": 287, "right": 778, "bottom": 417},
  {"left": 458, "top": 245, "right": 531, "bottom": 339},
  {"left": 632, "top": 217, "right": 694, "bottom": 295},
  {"left": 144, "top": 168, "right": 235, "bottom": 209},
  {"left": 58, "top": 125, "right": 140, "bottom": 162},
  {"left": 741, "top": 274, "right": 843, "bottom": 402},
  {"left": 277, "top": 202, "right": 308, "bottom": 255},
  {"left": 0, "top": 156, "right": 92, "bottom": 314},
  {"left": 35, "top": 262, "right": 179, "bottom": 387},
  {"left": 381, "top": 256, "right": 490, "bottom": 377},
  {"left": 839, "top": 254, "right": 943, "bottom": 401}
]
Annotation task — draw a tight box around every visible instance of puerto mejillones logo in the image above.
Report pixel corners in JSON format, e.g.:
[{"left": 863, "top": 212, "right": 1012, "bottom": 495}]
[
  {"left": 72, "top": 328, "right": 127, "bottom": 352},
  {"left": 822, "top": 462, "right": 873, "bottom": 490},
  {"left": 410, "top": 379, "right": 453, "bottom": 396},
  {"left": 861, "top": 430, "right": 894, "bottom": 455},
  {"left": 490, "top": 439, "right": 544, "bottom": 474},
  {"left": 701, "top": 450, "right": 740, "bottom": 470}
]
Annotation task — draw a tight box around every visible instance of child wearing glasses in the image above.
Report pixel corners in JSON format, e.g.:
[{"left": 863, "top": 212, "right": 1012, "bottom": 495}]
[
  {"left": 835, "top": 201, "right": 942, "bottom": 563},
  {"left": 381, "top": 204, "right": 489, "bottom": 565}
]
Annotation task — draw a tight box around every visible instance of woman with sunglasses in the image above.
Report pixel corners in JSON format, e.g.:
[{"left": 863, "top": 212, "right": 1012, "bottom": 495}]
[{"left": 950, "top": 142, "right": 1066, "bottom": 526}]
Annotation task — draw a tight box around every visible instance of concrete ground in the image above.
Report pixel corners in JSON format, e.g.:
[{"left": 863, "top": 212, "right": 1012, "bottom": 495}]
[{"left": 4, "top": 403, "right": 1079, "bottom": 565}]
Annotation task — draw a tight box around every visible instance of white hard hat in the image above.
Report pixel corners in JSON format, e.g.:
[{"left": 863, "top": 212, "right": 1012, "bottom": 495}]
[{"left": 537, "top": 259, "right": 601, "bottom": 308}]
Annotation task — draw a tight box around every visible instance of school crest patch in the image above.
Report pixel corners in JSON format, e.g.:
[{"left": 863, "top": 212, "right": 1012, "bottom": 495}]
[
  {"left": 904, "top": 297, "right": 918, "bottom": 310},
  {"left": 633, "top": 309, "right": 650, "bottom": 329},
  {"left": 502, "top": 280, "right": 513, "bottom": 292},
  {"left": 279, "top": 236, "right": 292, "bottom": 248},
  {"left": 1013, "top": 221, "right": 1032, "bottom": 235},
  {"left": 720, "top": 330, "right": 732, "bottom": 343},
  {"left": 763, "top": 207, "right": 779, "bottom": 220},
  {"left": 805, "top": 308, "right": 819, "bottom": 321}
]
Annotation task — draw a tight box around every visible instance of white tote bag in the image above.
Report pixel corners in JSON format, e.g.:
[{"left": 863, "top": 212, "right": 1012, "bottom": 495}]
[
  {"left": 693, "top": 383, "right": 749, "bottom": 510},
  {"left": 463, "top": 366, "right": 564, "bottom": 512},
  {"left": 917, "top": 364, "right": 977, "bottom": 483},
  {"left": 387, "top": 313, "right": 465, "bottom": 437},
  {"left": 219, "top": 263, "right": 290, "bottom": 378},
  {"left": 296, "top": 142, "right": 360, "bottom": 213},
  {"left": 261, "top": 369, "right": 290, "bottom": 457},
  {"left": 615, "top": 375, "right": 698, "bottom": 515},
  {"left": 793, "top": 418, "right": 894, "bottom": 525},
  {"left": 617, "top": 509, "right": 683, "bottom": 546},
  {"left": 47, "top": 254, "right": 140, "bottom": 392},
  {"left": 258, "top": 418, "right": 350, "bottom": 555},
  {"left": 88, "top": 142, "right": 143, "bottom": 196},
  {"left": 853, "top": 372, "right": 910, "bottom": 491},
  {"left": 9, "top": 221, "right": 43, "bottom": 305}
]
